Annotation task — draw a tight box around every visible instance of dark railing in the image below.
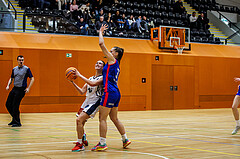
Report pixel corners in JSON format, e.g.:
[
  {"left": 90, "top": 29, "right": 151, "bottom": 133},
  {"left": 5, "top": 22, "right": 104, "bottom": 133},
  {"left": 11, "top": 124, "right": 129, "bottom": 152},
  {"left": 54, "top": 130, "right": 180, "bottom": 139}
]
[
  {"left": 7, "top": 0, "right": 17, "bottom": 20},
  {"left": 216, "top": 11, "right": 240, "bottom": 45},
  {"left": 23, "top": 12, "right": 80, "bottom": 33},
  {"left": 215, "top": 3, "right": 239, "bottom": 13}
]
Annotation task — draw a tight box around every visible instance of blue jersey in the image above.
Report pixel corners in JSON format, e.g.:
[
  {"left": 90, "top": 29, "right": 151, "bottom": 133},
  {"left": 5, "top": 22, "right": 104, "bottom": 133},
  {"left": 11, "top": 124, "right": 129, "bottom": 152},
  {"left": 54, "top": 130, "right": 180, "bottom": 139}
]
[{"left": 102, "top": 60, "right": 120, "bottom": 93}]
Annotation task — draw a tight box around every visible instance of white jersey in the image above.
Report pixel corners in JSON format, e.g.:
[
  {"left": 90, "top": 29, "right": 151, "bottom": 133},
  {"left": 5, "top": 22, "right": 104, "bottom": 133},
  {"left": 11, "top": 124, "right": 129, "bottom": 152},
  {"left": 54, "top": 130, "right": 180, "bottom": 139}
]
[{"left": 81, "top": 75, "right": 103, "bottom": 110}]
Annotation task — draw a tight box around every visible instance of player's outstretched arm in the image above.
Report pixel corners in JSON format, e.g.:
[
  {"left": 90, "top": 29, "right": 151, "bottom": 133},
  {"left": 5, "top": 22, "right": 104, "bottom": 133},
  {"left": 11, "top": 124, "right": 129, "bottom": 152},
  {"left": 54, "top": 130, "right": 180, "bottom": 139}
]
[
  {"left": 99, "top": 24, "right": 115, "bottom": 64},
  {"left": 73, "top": 69, "right": 103, "bottom": 86}
]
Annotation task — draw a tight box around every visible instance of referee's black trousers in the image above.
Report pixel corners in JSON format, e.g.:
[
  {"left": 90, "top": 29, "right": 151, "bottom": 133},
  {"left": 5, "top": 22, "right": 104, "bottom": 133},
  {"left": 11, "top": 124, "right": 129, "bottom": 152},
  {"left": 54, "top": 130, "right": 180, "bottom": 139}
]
[{"left": 5, "top": 87, "right": 25, "bottom": 124}]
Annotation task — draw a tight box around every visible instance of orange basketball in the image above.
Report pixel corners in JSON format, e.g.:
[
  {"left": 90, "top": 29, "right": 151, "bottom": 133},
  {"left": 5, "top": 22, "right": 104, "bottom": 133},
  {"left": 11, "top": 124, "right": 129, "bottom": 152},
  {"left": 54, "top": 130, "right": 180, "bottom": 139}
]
[{"left": 65, "top": 67, "right": 77, "bottom": 81}]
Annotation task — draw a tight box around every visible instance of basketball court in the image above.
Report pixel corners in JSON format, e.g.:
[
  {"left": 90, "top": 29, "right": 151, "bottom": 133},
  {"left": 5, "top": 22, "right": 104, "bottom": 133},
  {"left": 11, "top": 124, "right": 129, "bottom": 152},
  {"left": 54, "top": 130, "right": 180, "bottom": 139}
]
[{"left": 0, "top": 109, "right": 239, "bottom": 159}]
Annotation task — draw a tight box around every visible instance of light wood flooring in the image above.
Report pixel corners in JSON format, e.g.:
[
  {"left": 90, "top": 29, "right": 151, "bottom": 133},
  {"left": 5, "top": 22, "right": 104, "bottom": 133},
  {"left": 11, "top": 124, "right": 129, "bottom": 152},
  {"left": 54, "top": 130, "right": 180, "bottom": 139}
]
[{"left": 0, "top": 109, "right": 240, "bottom": 159}]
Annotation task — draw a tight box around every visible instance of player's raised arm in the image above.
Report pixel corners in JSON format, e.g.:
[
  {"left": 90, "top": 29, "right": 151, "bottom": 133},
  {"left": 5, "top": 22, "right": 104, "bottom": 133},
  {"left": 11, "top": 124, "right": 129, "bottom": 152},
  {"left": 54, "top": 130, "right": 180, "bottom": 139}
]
[{"left": 99, "top": 24, "right": 115, "bottom": 64}]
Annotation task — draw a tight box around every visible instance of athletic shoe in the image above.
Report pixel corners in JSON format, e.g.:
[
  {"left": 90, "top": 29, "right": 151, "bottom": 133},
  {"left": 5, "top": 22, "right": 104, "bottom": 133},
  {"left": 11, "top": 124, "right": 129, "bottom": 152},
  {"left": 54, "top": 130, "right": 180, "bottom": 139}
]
[
  {"left": 91, "top": 142, "right": 107, "bottom": 151},
  {"left": 82, "top": 133, "right": 88, "bottom": 146},
  {"left": 232, "top": 126, "right": 240, "bottom": 135},
  {"left": 123, "top": 139, "right": 131, "bottom": 148},
  {"left": 8, "top": 121, "right": 15, "bottom": 125},
  {"left": 72, "top": 142, "right": 85, "bottom": 152},
  {"left": 11, "top": 123, "right": 22, "bottom": 127},
  {"left": 91, "top": 142, "right": 100, "bottom": 151}
]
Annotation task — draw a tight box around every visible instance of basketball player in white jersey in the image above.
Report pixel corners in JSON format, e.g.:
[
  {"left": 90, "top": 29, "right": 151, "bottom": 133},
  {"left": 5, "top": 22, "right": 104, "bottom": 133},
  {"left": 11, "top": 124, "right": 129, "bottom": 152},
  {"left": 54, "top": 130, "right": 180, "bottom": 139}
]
[{"left": 69, "top": 60, "right": 105, "bottom": 151}]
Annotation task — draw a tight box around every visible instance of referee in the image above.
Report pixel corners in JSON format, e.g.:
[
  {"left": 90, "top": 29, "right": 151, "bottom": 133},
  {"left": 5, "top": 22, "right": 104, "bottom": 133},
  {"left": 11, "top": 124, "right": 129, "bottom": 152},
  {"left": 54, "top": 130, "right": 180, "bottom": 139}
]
[{"left": 5, "top": 55, "right": 34, "bottom": 127}]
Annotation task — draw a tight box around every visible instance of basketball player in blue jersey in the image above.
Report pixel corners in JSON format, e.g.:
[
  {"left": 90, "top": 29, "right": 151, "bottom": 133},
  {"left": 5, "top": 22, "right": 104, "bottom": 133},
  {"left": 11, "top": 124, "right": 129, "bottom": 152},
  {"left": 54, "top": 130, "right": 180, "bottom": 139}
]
[
  {"left": 74, "top": 24, "right": 131, "bottom": 151},
  {"left": 231, "top": 77, "right": 240, "bottom": 135},
  {"left": 69, "top": 60, "right": 105, "bottom": 152}
]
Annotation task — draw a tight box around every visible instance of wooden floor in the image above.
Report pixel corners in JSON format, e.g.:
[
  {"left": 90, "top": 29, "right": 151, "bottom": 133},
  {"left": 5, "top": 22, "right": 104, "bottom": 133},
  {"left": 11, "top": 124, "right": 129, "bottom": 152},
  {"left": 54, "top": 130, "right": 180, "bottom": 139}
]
[{"left": 0, "top": 109, "right": 240, "bottom": 159}]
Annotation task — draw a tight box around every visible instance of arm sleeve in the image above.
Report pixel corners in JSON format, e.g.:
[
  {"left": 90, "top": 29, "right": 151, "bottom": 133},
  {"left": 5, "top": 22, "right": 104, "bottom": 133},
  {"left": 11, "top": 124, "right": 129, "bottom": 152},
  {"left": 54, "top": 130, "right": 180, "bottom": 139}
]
[
  {"left": 11, "top": 69, "right": 14, "bottom": 78},
  {"left": 27, "top": 68, "right": 33, "bottom": 78}
]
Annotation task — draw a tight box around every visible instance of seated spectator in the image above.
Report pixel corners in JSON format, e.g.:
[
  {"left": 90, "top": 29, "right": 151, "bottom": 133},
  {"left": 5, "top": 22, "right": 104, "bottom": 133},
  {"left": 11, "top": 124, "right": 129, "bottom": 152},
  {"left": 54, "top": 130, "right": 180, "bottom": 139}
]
[
  {"left": 106, "top": 12, "right": 116, "bottom": 31},
  {"left": 133, "top": 16, "right": 144, "bottom": 33},
  {"left": 95, "top": 16, "right": 107, "bottom": 32},
  {"left": 141, "top": 16, "right": 150, "bottom": 32},
  {"left": 189, "top": 12, "right": 198, "bottom": 28},
  {"left": 112, "top": 10, "right": 121, "bottom": 27},
  {"left": 56, "top": 0, "right": 68, "bottom": 10},
  {"left": 77, "top": 17, "right": 89, "bottom": 35},
  {"left": 127, "top": 15, "right": 136, "bottom": 30},
  {"left": 79, "top": 1, "right": 92, "bottom": 21},
  {"left": 92, "top": 0, "right": 102, "bottom": 15},
  {"left": 174, "top": 0, "right": 186, "bottom": 14},
  {"left": 38, "top": 0, "right": 50, "bottom": 9},
  {"left": 70, "top": 0, "right": 80, "bottom": 20},
  {"left": 197, "top": 13, "right": 209, "bottom": 30},
  {"left": 116, "top": 13, "right": 128, "bottom": 31},
  {"left": 95, "top": 9, "right": 106, "bottom": 22}
]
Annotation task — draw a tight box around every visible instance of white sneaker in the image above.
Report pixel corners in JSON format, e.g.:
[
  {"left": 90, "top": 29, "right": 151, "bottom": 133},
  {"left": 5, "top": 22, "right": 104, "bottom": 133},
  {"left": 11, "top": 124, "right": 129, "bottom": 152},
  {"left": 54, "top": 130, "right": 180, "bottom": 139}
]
[{"left": 232, "top": 126, "right": 240, "bottom": 135}]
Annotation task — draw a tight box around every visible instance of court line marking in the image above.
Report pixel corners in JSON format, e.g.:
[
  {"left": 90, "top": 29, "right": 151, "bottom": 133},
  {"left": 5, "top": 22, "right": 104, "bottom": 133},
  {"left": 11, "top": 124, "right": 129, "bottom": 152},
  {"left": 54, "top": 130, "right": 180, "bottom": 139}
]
[
  {"left": 1, "top": 123, "right": 240, "bottom": 156},
  {"left": 62, "top": 127, "right": 240, "bottom": 157},
  {"left": 1, "top": 119, "right": 240, "bottom": 157},
  {"left": 119, "top": 129, "right": 240, "bottom": 147},
  {"left": 2, "top": 149, "right": 169, "bottom": 158}
]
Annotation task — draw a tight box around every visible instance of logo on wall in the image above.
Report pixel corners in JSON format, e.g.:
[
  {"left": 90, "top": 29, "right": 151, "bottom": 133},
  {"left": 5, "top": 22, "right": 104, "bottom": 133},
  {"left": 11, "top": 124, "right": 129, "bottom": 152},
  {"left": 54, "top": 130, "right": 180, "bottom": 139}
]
[{"left": 66, "top": 53, "right": 72, "bottom": 58}]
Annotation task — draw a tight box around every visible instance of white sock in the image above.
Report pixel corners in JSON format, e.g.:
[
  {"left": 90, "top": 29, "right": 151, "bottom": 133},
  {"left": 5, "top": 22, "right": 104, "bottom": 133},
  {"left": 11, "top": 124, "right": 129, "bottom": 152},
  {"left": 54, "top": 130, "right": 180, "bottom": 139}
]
[
  {"left": 236, "top": 120, "right": 240, "bottom": 126},
  {"left": 121, "top": 134, "right": 127, "bottom": 141},
  {"left": 100, "top": 137, "right": 106, "bottom": 145},
  {"left": 77, "top": 139, "right": 82, "bottom": 144}
]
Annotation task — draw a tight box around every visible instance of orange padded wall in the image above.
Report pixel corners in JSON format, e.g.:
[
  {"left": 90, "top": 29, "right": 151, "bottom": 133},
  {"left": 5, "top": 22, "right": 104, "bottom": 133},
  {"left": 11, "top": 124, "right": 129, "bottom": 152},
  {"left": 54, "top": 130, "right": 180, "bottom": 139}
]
[{"left": 0, "top": 32, "right": 240, "bottom": 112}]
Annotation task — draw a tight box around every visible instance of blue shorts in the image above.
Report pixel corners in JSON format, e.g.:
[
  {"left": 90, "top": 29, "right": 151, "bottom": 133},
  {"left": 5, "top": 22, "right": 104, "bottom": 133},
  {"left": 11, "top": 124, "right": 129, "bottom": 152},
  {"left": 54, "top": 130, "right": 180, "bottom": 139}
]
[
  {"left": 100, "top": 91, "right": 121, "bottom": 108},
  {"left": 237, "top": 85, "right": 240, "bottom": 96}
]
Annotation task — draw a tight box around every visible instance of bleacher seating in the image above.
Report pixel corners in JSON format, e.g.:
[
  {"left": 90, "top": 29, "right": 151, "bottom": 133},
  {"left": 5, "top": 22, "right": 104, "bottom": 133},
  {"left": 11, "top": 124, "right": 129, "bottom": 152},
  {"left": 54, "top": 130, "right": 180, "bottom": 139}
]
[{"left": 19, "top": 0, "right": 226, "bottom": 44}]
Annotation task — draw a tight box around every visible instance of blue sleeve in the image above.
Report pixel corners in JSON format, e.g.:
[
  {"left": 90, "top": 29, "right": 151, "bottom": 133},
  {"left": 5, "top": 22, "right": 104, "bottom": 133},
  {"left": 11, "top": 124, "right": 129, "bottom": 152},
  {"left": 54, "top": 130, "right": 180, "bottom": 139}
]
[
  {"left": 11, "top": 69, "right": 14, "bottom": 78},
  {"left": 27, "top": 68, "right": 33, "bottom": 78}
]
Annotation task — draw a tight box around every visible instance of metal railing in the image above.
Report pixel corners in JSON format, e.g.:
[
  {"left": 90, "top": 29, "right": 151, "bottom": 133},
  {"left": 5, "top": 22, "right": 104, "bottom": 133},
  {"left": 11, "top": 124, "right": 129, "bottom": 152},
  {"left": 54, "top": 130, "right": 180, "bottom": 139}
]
[
  {"left": 6, "top": 0, "right": 17, "bottom": 20},
  {"left": 23, "top": 12, "right": 80, "bottom": 33},
  {"left": 216, "top": 11, "right": 240, "bottom": 45}
]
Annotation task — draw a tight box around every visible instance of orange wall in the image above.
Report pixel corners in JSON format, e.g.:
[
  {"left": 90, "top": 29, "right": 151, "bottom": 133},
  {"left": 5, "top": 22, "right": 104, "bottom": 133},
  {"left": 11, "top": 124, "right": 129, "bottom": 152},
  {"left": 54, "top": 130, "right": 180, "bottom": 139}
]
[{"left": 1, "top": 32, "right": 240, "bottom": 113}]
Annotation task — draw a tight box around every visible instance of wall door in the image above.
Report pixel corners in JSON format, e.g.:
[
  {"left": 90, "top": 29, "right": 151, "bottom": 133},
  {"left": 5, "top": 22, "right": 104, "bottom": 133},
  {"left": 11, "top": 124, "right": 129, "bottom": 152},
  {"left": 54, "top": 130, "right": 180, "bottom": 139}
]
[{"left": 152, "top": 65, "right": 194, "bottom": 110}]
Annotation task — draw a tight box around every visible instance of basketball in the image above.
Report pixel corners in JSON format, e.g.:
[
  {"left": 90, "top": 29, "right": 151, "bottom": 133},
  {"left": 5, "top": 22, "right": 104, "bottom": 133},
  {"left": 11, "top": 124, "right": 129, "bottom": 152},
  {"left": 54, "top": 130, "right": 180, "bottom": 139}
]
[{"left": 65, "top": 67, "right": 77, "bottom": 81}]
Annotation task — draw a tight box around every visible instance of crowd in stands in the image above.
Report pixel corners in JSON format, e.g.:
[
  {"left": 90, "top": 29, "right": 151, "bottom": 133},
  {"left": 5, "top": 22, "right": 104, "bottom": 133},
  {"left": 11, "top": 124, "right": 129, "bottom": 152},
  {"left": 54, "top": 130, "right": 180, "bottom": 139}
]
[{"left": 23, "top": 0, "right": 216, "bottom": 42}]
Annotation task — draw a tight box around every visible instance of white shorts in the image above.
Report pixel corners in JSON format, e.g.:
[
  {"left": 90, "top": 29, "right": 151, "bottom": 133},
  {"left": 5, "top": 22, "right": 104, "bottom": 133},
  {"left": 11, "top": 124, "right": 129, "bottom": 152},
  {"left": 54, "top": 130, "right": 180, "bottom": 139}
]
[{"left": 81, "top": 98, "right": 101, "bottom": 119}]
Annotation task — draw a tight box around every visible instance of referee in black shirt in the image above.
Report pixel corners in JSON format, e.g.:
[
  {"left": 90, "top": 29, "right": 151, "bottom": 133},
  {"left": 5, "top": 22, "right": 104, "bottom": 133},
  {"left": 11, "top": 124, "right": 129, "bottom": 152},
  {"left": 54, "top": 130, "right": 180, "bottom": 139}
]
[{"left": 5, "top": 55, "right": 34, "bottom": 127}]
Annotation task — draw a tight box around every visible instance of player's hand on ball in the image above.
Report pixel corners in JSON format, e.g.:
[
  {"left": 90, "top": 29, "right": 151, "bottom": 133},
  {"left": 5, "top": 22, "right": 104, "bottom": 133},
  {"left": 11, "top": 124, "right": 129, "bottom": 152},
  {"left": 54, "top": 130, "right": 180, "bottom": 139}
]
[
  {"left": 6, "top": 86, "right": 9, "bottom": 90},
  {"left": 73, "top": 69, "right": 81, "bottom": 77}
]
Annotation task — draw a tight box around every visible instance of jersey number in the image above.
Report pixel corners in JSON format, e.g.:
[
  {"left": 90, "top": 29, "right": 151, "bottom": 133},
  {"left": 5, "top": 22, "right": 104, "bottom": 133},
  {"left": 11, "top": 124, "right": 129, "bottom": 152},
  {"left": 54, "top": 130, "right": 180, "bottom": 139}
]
[
  {"left": 88, "top": 87, "right": 92, "bottom": 93},
  {"left": 114, "top": 68, "right": 120, "bottom": 83}
]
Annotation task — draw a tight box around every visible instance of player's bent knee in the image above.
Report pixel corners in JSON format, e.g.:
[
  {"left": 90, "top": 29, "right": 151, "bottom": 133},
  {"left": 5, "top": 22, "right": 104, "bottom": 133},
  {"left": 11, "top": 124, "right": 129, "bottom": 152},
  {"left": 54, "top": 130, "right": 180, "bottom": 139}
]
[{"left": 110, "top": 117, "right": 118, "bottom": 123}]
